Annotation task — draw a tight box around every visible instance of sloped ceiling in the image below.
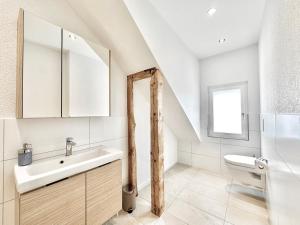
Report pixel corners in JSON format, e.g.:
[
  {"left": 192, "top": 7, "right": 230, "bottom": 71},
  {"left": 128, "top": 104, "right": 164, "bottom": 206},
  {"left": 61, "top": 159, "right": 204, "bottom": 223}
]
[
  {"left": 67, "top": 0, "right": 198, "bottom": 140},
  {"left": 67, "top": 0, "right": 156, "bottom": 75}
]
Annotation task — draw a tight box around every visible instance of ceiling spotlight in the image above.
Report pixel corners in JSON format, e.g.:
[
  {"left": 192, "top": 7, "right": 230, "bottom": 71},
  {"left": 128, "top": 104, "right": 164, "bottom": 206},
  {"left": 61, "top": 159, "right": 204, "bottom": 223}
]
[
  {"left": 219, "top": 38, "right": 226, "bottom": 44},
  {"left": 207, "top": 8, "right": 216, "bottom": 16}
]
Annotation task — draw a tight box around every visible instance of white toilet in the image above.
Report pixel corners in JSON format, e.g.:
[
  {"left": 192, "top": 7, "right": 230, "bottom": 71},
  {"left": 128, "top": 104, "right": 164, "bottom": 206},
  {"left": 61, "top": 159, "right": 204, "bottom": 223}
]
[{"left": 224, "top": 155, "right": 267, "bottom": 190}]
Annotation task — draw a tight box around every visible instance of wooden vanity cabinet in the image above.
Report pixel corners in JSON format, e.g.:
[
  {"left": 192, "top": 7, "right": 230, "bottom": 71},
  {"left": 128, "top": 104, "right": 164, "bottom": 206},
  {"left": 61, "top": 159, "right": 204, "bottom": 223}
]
[
  {"left": 19, "top": 173, "right": 86, "bottom": 225},
  {"left": 86, "top": 160, "right": 122, "bottom": 225},
  {"left": 17, "top": 160, "right": 122, "bottom": 225}
]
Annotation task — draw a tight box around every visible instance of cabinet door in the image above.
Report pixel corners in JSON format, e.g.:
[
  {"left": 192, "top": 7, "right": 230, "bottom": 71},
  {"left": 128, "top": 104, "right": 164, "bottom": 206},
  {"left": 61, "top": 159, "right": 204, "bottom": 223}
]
[
  {"left": 20, "top": 174, "right": 85, "bottom": 225},
  {"left": 21, "top": 11, "right": 62, "bottom": 118},
  {"left": 62, "top": 29, "right": 110, "bottom": 117},
  {"left": 86, "top": 160, "right": 122, "bottom": 225}
]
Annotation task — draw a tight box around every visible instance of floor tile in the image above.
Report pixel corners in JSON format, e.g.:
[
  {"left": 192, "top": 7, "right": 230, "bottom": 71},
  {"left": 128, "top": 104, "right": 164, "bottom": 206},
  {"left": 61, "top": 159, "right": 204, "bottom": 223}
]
[
  {"left": 178, "top": 188, "right": 227, "bottom": 219},
  {"left": 191, "top": 169, "right": 232, "bottom": 191},
  {"left": 164, "top": 178, "right": 186, "bottom": 196},
  {"left": 225, "top": 205, "right": 269, "bottom": 225},
  {"left": 154, "top": 212, "right": 187, "bottom": 225},
  {"left": 186, "top": 181, "right": 229, "bottom": 204},
  {"left": 228, "top": 184, "right": 268, "bottom": 218},
  {"left": 131, "top": 197, "right": 159, "bottom": 224},
  {"left": 106, "top": 164, "right": 269, "bottom": 225},
  {"left": 167, "top": 199, "right": 224, "bottom": 225},
  {"left": 139, "top": 185, "right": 176, "bottom": 209},
  {"left": 103, "top": 211, "right": 141, "bottom": 225}
]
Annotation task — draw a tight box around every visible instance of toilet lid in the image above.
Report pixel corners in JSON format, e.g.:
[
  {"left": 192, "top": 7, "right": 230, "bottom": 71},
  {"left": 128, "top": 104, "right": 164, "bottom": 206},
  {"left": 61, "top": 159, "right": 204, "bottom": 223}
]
[{"left": 224, "top": 155, "right": 256, "bottom": 169}]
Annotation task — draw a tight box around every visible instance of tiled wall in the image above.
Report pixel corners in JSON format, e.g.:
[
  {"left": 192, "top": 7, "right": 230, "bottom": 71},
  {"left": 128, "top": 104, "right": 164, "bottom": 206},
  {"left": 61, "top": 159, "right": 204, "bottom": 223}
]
[
  {"left": 260, "top": 1, "right": 300, "bottom": 114},
  {"left": 178, "top": 128, "right": 261, "bottom": 174},
  {"left": 0, "top": 115, "right": 128, "bottom": 225},
  {"left": 259, "top": 0, "right": 300, "bottom": 224},
  {"left": 178, "top": 45, "right": 261, "bottom": 174}
]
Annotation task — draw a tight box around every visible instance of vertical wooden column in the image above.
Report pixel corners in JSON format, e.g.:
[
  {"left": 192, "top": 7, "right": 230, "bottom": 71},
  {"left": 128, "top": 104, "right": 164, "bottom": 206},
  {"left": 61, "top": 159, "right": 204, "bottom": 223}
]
[
  {"left": 150, "top": 70, "right": 164, "bottom": 216},
  {"left": 127, "top": 68, "right": 165, "bottom": 216},
  {"left": 127, "top": 76, "right": 138, "bottom": 196}
]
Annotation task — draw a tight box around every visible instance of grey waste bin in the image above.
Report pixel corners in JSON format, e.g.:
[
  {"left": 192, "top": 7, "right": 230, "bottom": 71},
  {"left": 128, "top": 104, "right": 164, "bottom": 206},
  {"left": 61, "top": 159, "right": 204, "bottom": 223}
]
[{"left": 122, "top": 185, "right": 136, "bottom": 213}]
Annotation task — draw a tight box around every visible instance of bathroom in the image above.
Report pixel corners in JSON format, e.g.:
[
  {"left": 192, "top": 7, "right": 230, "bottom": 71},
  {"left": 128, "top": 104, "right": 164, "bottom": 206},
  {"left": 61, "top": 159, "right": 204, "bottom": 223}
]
[{"left": 0, "top": 0, "right": 299, "bottom": 224}]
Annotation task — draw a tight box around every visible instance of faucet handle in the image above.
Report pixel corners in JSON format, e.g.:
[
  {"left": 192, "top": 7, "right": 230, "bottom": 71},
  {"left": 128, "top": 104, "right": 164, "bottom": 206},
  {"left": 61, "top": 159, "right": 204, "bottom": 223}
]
[
  {"left": 66, "top": 137, "right": 74, "bottom": 142},
  {"left": 66, "top": 137, "right": 76, "bottom": 146}
]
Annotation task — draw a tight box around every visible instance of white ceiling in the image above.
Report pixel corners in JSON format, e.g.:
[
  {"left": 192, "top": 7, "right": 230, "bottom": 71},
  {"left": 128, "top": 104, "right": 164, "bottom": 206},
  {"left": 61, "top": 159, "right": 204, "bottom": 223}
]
[{"left": 149, "top": 0, "right": 266, "bottom": 59}]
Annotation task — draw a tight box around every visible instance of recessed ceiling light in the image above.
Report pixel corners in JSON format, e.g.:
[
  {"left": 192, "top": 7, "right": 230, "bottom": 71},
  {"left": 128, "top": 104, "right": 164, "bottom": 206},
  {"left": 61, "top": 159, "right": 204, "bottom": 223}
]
[
  {"left": 219, "top": 38, "right": 226, "bottom": 44},
  {"left": 207, "top": 8, "right": 216, "bottom": 16}
]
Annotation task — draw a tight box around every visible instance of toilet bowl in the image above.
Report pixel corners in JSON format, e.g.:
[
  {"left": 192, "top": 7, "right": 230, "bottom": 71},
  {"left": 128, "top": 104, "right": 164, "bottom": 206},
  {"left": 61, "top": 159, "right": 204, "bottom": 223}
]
[{"left": 224, "top": 155, "right": 267, "bottom": 190}]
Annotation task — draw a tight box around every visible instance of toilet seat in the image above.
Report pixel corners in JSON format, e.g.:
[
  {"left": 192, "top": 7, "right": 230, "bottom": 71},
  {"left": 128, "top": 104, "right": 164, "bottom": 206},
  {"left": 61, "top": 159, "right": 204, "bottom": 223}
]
[{"left": 224, "top": 155, "right": 256, "bottom": 169}]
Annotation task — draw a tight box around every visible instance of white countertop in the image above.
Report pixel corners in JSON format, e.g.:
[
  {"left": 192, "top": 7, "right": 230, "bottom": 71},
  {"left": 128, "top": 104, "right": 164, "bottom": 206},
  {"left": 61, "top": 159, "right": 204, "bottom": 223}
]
[{"left": 14, "top": 146, "right": 123, "bottom": 194}]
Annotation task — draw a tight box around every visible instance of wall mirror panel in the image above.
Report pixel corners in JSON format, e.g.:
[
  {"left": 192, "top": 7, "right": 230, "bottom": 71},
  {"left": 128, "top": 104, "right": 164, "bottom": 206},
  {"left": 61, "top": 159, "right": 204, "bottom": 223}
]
[
  {"left": 17, "top": 9, "right": 111, "bottom": 118},
  {"left": 62, "top": 30, "right": 110, "bottom": 117},
  {"left": 22, "top": 11, "right": 62, "bottom": 118}
]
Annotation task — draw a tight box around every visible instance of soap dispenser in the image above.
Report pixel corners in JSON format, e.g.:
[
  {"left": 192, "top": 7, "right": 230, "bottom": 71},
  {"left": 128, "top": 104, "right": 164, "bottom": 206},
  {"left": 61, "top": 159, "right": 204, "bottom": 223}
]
[{"left": 18, "top": 143, "right": 32, "bottom": 166}]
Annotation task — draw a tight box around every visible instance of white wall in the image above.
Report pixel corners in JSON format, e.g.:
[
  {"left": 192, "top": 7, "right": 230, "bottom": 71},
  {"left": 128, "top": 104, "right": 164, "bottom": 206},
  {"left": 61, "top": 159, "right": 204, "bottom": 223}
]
[
  {"left": 0, "top": 1, "right": 128, "bottom": 224},
  {"left": 134, "top": 79, "right": 178, "bottom": 190},
  {"left": 259, "top": 0, "right": 300, "bottom": 224},
  {"left": 134, "top": 80, "right": 151, "bottom": 189},
  {"left": 178, "top": 45, "right": 261, "bottom": 174},
  {"left": 123, "top": 0, "right": 201, "bottom": 139}
]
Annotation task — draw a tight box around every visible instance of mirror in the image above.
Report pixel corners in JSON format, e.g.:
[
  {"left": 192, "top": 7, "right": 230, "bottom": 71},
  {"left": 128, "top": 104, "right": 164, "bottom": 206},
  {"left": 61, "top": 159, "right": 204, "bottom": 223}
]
[
  {"left": 22, "top": 11, "right": 62, "bottom": 118},
  {"left": 17, "top": 10, "right": 110, "bottom": 118},
  {"left": 62, "top": 30, "right": 110, "bottom": 117}
]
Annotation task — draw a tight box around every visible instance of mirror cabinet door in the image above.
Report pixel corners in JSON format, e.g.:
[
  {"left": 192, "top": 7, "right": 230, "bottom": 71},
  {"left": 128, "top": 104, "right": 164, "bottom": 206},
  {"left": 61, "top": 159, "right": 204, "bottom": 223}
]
[
  {"left": 22, "top": 12, "right": 62, "bottom": 118},
  {"left": 62, "top": 30, "right": 110, "bottom": 117}
]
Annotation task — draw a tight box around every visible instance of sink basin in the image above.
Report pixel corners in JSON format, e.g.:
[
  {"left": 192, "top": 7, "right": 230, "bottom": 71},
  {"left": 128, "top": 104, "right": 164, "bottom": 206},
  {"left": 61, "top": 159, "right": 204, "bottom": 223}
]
[{"left": 14, "top": 147, "right": 123, "bottom": 194}]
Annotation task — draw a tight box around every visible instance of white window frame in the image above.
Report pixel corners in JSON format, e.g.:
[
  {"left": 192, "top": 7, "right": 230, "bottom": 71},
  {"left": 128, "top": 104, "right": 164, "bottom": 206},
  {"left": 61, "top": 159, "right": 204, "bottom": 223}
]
[{"left": 208, "top": 82, "right": 249, "bottom": 140}]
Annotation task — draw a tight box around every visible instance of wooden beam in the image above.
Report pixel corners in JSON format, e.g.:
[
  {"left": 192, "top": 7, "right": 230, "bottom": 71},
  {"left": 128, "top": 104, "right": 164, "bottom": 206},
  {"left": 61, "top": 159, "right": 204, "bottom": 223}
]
[
  {"left": 127, "top": 67, "right": 165, "bottom": 216},
  {"left": 16, "top": 9, "right": 24, "bottom": 119},
  {"left": 127, "top": 76, "right": 138, "bottom": 196},
  {"left": 150, "top": 70, "right": 164, "bottom": 216},
  {"left": 128, "top": 67, "right": 157, "bottom": 82}
]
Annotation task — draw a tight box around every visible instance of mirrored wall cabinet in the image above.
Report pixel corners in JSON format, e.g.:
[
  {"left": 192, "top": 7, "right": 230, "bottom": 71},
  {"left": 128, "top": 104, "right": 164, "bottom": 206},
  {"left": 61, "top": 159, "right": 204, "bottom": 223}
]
[{"left": 16, "top": 9, "right": 110, "bottom": 118}]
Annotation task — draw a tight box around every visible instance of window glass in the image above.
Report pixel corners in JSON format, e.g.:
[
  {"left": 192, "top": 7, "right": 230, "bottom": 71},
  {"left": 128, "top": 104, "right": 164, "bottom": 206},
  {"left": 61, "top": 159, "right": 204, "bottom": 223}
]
[
  {"left": 208, "top": 82, "right": 248, "bottom": 140},
  {"left": 213, "top": 88, "right": 242, "bottom": 134}
]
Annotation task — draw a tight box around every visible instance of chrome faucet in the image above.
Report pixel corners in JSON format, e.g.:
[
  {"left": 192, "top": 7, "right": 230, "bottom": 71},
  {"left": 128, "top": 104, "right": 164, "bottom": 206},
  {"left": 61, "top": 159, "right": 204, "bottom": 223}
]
[{"left": 65, "top": 137, "right": 76, "bottom": 156}]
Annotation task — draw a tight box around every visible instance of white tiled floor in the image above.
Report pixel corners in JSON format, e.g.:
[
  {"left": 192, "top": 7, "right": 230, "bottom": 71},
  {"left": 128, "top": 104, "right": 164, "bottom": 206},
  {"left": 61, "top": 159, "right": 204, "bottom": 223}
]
[{"left": 105, "top": 164, "right": 269, "bottom": 225}]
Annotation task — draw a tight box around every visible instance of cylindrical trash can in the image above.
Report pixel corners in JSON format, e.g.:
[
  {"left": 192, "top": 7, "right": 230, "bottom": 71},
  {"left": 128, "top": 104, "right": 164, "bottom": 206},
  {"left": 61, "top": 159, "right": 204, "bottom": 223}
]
[{"left": 122, "top": 185, "right": 136, "bottom": 213}]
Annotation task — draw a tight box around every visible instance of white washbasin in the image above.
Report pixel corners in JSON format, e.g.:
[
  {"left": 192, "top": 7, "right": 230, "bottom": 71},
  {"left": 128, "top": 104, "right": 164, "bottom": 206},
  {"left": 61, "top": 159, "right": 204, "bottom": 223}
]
[{"left": 14, "top": 147, "right": 123, "bottom": 194}]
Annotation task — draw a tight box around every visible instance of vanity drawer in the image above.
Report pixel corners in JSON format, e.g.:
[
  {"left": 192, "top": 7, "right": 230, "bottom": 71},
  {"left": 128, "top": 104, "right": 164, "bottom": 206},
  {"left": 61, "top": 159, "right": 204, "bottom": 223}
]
[
  {"left": 19, "top": 173, "right": 85, "bottom": 225},
  {"left": 86, "top": 160, "right": 122, "bottom": 225}
]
